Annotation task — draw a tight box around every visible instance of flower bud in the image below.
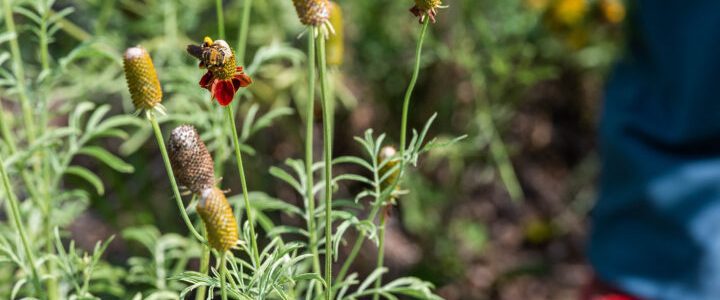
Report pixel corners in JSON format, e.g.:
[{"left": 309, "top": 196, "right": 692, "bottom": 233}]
[
  {"left": 292, "top": 0, "right": 330, "bottom": 26},
  {"left": 168, "top": 125, "right": 216, "bottom": 194},
  {"left": 327, "top": 1, "right": 344, "bottom": 66},
  {"left": 198, "top": 187, "right": 239, "bottom": 252},
  {"left": 123, "top": 46, "right": 162, "bottom": 112},
  {"left": 378, "top": 146, "right": 400, "bottom": 193}
]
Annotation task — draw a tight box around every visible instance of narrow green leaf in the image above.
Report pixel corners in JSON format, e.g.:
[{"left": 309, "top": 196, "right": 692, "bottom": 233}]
[
  {"left": 64, "top": 166, "right": 104, "bottom": 195},
  {"left": 78, "top": 146, "right": 134, "bottom": 173}
]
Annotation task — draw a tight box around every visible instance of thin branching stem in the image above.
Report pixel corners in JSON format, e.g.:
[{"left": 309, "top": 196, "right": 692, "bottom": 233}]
[
  {"left": 399, "top": 18, "right": 430, "bottom": 160},
  {"left": 0, "top": 154, "right": 43, "bottom": 297},
  {"left": 236, "top": 0, "right": 254, "bottom": 65},
  {"left": 225, "top": 107, "right": 261, "bottom": 265},
  {"left": 373, "top": 214, "right": 387, "bottom": 300},
  {"left": 150, "top": 115, "right": 206, "bottom": 243},
  {"left": 219, "top": 252, "right": 228, "bottom": 300},
  {"left": 305, "top": 29, "right": 323, "bottom": 295},
  {"left": 2, "top": 0, "right": 37, "bottom": 144},
  {"left": 215, "top": 0, "right": 225, "bottom": 39},
  {"left": 316, "top": 32, "right": 333, "bottom": 300}
]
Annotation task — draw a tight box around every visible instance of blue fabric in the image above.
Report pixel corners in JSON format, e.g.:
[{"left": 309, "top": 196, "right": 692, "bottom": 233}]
[{"left": 588, "top": 2, "right": 720, "bottom": 300}]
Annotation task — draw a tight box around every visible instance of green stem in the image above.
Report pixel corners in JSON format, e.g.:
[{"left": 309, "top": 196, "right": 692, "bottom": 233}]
[
  {"left": 235, "top": 0, "right": 254, "bottom": 65},
  {"left": 225, "top": 106, "right": 261, "bottom": 265},
  {"left": 2, "top": 0, "right": 36, "bottom": 144},
  {"left": 215, "top": 0, "right": 225, "bottom": 39},
  {"left": 219, "top": 252, "right": 228, "bottom": 300},
  {"left": 316, "top": 33, "right": 333, "bottom": 300},
  {"left": 195, "top": 225, "right": 211, "bottom": 300},
  {"left": 399, "top": 18, "right": 430, "bottom": 161},
  {"left": 305, "top": 30, "right": 323, "bottom": 294},
  {"left": 150, "top": 116, "right": 206, "bottom": 243},
  {"left": 373, "top": 214, "right": 387, "bottom": 300},
  {"left": 0, "top": 155, "right": 43, "bottom": 297}
]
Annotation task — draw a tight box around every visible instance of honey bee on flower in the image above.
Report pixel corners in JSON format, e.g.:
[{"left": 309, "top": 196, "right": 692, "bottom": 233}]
[{"left": 186, "top": 37, "right": 252, "bottom": 106}]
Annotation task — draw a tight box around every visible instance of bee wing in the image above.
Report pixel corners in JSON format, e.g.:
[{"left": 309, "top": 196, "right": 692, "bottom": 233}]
[{"left": 186, "top": 45, "right": 204, "bottom": 60}]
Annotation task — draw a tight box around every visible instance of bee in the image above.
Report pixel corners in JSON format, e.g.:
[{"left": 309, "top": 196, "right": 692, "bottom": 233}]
[{"left": 186, "top": 37, "right": 233, "bottom": 69}]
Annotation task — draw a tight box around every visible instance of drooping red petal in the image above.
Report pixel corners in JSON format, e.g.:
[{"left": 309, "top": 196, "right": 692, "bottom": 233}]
[
  {"left": 212, "top": 80, "right": 236, "bottom": 106},
  {"left": 199, "top": 71, "right": 214, "bottom": 89},
  {"left": 232, "top": 73, "right": 253, "bottom": 89},
  {"left": 235, "top": 66, "right": 244, "bottom": 72}
]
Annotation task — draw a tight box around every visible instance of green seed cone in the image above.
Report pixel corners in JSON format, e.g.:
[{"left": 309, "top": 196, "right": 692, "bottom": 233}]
[
  {"left": 168, "top": 125, "right": 216, "bottom": 194},
  {"left": 123, "top": 46, "right": 162, "bottom": 111},
  {"left": 198, "top": 187, "right": 239, "bottom": 252},
  {"left": 292, "top": 0, "right": 330, "bottom": 26}
]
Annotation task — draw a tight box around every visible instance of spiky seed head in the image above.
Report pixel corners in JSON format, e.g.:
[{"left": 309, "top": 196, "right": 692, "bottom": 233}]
[
  {"left": 327, "top": 1, "right": 344, "bottom": 66},
  {"left": 378, "top": 146, "right": 401, "bottom": 193},
  {"left": 292, "top": 0, "right": 330, "bottom": 26},
  {"left": 198, "top": 187, "right": 239, "bottom": 252},
  {"left": 168, "top": 125, "right": 216, "bottom": 194},
  {"left": 414, "top": 0, "right": 442, "bottom": 10},
  {"left": 123, "top": 46, "right": 162, "bottom": 112}
]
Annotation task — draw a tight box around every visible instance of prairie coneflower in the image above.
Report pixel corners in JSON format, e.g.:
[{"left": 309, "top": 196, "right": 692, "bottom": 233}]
[
  {"left": 186, "top": 37, "right": 252, "bottom": 106},
  {"left": 123, "top": 46, "right": 165, "bottom": 117},
  {"left": 168, "top": 125, "right": 216, "bottom": 194},
  {"left": 198, "top": 187, "right": 239, "bottom": 252},
  {"left": 410, "top": 0, "right": 445, "bottom": 23},
  {"left": 292, "top": 0, "right": 334, "bottom": 37}
]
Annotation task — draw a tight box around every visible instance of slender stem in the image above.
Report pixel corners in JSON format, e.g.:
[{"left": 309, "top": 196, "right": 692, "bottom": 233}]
[
  {"left": 0, "top": 154, "right": 43, "bottom": 296},
  {"left": 216, "top": 0, "right": 225, "bottom": 39},
  {"left": 372, "top": 214, "right": 388, "bottom": 300},
  {"left": 2, "top": 0, "right": 36, "bottom": 144},
  {"left": 150, "top": 116, "right": 206, "bottom": 243},
  {"left": 219, "top": 252, "right": 228, "bottom": 300},
  {"left": 399, "top": 18, "right": 430, "bottom": 160},
  {"left": 225, "top": 106, "right": 261, "bottom": 265},
  {"left": 305, "top": 30, "right": 323, "bottom": 293},
  {"left": 337, "top": 17, "right": 431, "bottom": 290},
  {"left": 195, "top": 225, "right": 211, "bottom": 300},
  {"left": 236, "top": 0, "right": 254, "bottom": 65},
  {"left": 315, "top": 33, "right": 333, "bottom": 300}
]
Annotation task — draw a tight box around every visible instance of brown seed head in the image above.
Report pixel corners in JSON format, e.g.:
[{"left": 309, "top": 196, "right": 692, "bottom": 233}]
[
  {"left": 378, "top": 146, "right": 401, "bottom": 193},
  {"left": 123, "top": 46, "right": 162, "bottom": 112},
  {"left": 168, "top": 125, "right": 216, "bottom": 194},
  {"left": 414, "top": 0, "right": 442, "bottom": 10},
  {"left": 292, "top": 0, "right": 330, "bottom": 26},
  {"left": 198, "top": 187, "right": 239, "bottom": 252},
  {"left": 327, "top": 1, "right": 344, "bottom": 66}
]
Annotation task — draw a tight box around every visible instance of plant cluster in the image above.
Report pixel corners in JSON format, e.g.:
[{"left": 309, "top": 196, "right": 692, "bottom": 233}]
[{"left": 0, "top": 0, "right": 462, "bottom": 299}]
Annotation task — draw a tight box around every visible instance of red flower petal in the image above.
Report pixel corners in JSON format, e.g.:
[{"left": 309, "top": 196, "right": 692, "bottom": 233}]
[
  {"left": 235, "top": 66, "right": 244, "bottom": 72},
  {"left": 199, "top": 71, "right": 214, "bottom": 89},
  {"left": 212, "top": 80, "right": 236, "bottom": 106},
  {"left": 232, "top": 73, "right": 253, "bottom": 89}
]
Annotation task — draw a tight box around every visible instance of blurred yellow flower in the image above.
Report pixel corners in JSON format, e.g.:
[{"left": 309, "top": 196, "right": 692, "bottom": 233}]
[
  {"left": 550, "top": 0, "right": 587, "bottom": 26},
  {"left": 525, "top": 0, "right": 549, "bottom": 11},
  {"left": 600, "top": 0, "right": 626, "bottom": 24}
]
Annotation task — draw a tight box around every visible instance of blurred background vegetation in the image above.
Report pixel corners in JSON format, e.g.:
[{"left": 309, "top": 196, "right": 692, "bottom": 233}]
[{"left": 0, "top": 0, "right": 626, "bottom": 298}]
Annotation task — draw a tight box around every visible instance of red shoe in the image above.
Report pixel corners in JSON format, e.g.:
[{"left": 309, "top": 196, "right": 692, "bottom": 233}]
[{"left": 580, "top": 276, "right": 641, "bottom": 300}]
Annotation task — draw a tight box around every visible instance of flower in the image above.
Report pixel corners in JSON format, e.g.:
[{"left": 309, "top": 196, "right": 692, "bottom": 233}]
[
  {"left": 168, "top": 125, "right": 216, "bottom": 194},
  {"left": 187, "top": 37, "right": 252, "bottom": 106},
  {"left": 410, "top": 0, "right": 443, "bottom": 23},
  {"left": 198, "top": 187, "right": 238, "bottom": 252},
  {"left": 123, "top": 46, "right": 164, "bottom": 116},
  {"left": 292, "top": 0, "right": 330, "bottom": 27},
  {"left": 600, "top": 0, "right": 625, "bottom": 24}
]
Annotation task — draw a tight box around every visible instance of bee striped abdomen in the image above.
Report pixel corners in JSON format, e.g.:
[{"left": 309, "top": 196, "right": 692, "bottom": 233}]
[
  {"left": 168, "top": 125, "right": 216, "bottom": 194},
  {"left": 198, "top": 187, "right": 238, "bottom": 252}
]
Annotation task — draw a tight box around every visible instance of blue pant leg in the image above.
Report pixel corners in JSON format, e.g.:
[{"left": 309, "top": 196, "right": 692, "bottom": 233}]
[{"left": 588, "top": 1, "right": 720, "bottom": 300}]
